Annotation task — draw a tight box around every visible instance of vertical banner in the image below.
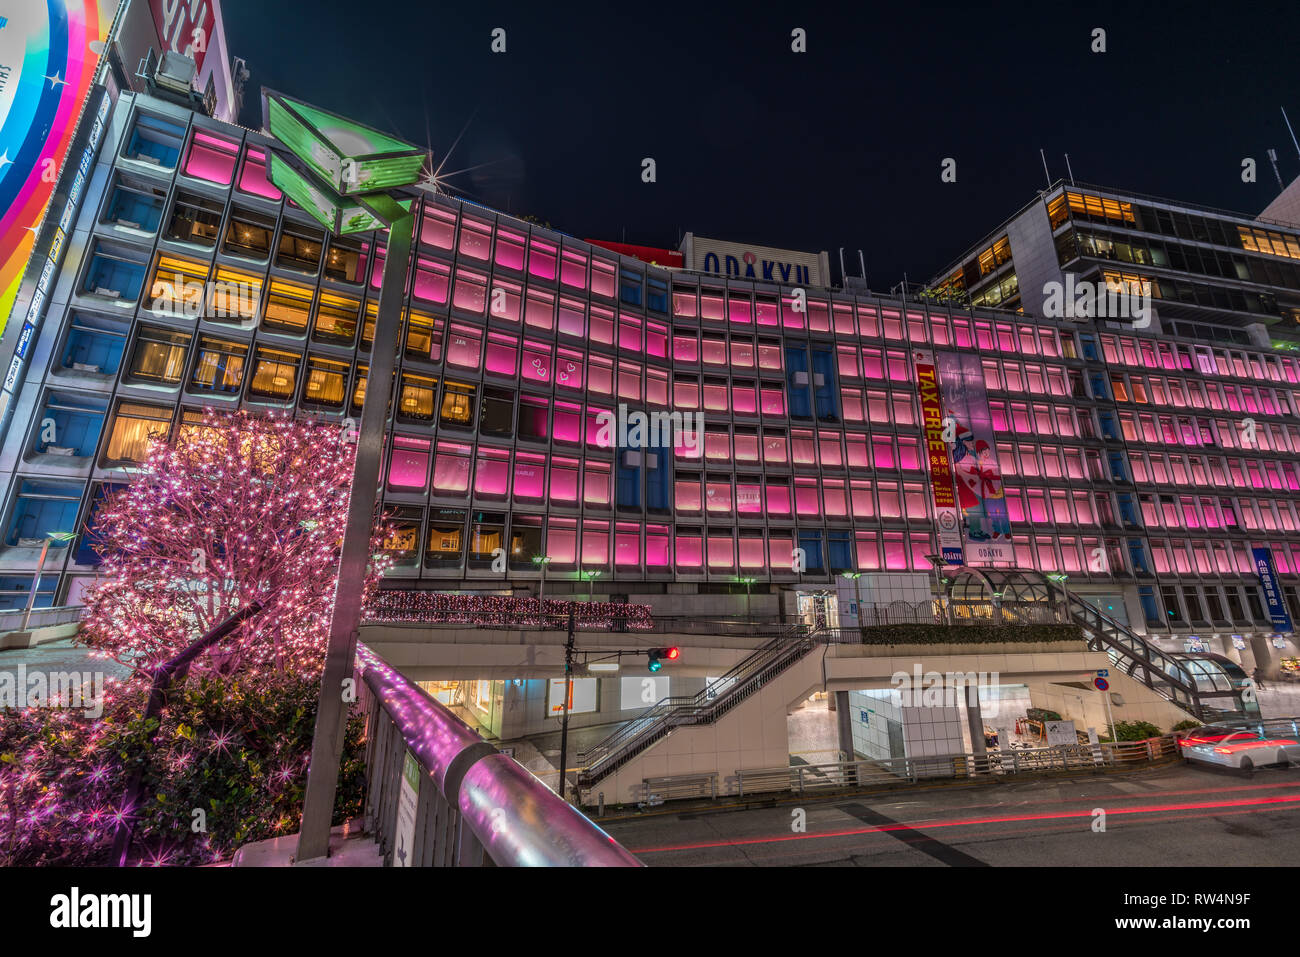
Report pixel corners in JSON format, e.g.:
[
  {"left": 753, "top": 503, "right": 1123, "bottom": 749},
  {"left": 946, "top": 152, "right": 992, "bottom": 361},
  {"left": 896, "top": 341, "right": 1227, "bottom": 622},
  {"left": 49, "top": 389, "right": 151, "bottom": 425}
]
[
  {"left": 935, "top": 352, "right": 1014, "bottom": 563},
  {"left": 913, "top": 351, "right": 963, "bottom": 565},
  {"left": 1252, "top": 547, "right": 1294, "bottom": 633}
]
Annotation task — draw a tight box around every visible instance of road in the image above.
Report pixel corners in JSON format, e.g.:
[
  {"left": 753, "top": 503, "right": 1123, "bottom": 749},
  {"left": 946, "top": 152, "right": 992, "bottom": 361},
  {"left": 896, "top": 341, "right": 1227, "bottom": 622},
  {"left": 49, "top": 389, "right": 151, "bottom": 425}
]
[{"left": 600, "top": 762, "right": 1300, "bottom": 866}]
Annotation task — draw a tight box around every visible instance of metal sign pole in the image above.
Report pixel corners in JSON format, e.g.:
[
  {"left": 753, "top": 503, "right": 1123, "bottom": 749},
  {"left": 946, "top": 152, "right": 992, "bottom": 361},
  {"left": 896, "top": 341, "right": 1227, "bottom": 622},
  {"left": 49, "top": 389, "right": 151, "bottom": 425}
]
[{"left": 296, "top": 211, "right": 413, "bottom": 863}]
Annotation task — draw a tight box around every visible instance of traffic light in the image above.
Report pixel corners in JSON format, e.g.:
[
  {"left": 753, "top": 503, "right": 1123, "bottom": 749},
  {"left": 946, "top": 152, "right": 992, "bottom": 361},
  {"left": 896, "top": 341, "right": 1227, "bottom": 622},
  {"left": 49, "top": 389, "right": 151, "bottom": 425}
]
[{"left": 646, "top": 647, "right": 680, "bottom": 672}]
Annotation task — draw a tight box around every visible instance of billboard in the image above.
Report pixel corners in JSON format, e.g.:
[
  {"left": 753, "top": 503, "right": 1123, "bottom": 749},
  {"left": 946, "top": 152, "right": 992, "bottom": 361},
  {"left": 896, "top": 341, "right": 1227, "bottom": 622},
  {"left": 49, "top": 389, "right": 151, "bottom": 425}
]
[
  {"left": 935, "top": 351, "right": 1014, "bottom": 564},
  {"left": 680, "top": 232, "right": 830, "bottom": 287},
  {"left": 585, "top": 238, "right": 683, "bottom": 268},
  {"left": 0, "top": 0, "right": 118, "bottom": 331},
  {"left": 1252, "top": 547, "right": 1294, "bottom": 633},
  {"left": 148, "top": 0, "right": 214, "bottom": 73},
  {"left": 913, "top": 351, "right": 962, "bottom": 565}
]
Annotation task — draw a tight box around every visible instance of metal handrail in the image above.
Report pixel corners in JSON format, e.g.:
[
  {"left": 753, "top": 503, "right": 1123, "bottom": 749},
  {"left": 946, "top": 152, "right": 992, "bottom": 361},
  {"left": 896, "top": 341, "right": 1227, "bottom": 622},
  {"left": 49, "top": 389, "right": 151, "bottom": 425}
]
[{"left": 358, "top": 643, "right": 640, "bottom": 866}]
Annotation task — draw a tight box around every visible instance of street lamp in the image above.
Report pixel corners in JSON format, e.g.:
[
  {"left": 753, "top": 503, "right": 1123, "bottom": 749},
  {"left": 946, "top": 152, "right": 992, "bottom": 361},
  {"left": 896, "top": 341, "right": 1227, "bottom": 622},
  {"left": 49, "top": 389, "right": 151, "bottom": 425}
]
[
  {"left": 532, "top": 555, "right": 553, "bottom": 614},
  {"left": 924, "top": 554, "right": 951, "bottom": 625},
  {"left": 1046, "top": 572, "right": 1071, "bottom": 622},
  {"left": 20, "top": 531, "right": 75, "bottom": 632},
  {"left": 735, "top": 576, "right": 756, "bottom": 624},
  {"left": 579, "top": 568, "right": 602, "bottom": 603}
]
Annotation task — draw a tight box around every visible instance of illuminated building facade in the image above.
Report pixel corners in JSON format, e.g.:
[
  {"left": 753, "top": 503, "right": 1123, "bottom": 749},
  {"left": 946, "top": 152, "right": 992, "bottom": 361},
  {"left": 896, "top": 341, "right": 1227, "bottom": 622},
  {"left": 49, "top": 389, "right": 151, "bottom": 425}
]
[{"left": 1, "top": 92, "right": 1298, "bottom": 677}]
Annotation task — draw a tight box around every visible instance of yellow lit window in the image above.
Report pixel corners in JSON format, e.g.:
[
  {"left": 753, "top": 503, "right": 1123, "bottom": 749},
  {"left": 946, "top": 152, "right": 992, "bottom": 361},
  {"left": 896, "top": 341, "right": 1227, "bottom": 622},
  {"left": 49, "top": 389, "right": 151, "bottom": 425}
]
[
  {"left": 399, "top": 372, "right": 438, "bottom": 420},
  {"left": 148, "top": 254, "right": 207, "bottom": 313},
  {"left": 312, "top": 292, "right": 360, "bottom": 344},
  {"left": 262, "top": 278, "right": 313, "bottom": 333},
  {"left": 303, "top": 356, "right": 349, "bottom": 408},
  {"left": 209, "top": 267, "right": 261, "bottom": 321},
  {"left": 248, "top": 347, "right": 300, "bottom": 400}
]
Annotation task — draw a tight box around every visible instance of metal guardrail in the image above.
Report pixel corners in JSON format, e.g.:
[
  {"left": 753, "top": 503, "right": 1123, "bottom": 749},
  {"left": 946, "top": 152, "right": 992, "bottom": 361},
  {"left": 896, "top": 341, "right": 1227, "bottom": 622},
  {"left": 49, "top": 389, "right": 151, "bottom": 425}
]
[
  {"left": 357, "top": 643, "right": 641, "bottom": 867},
  {"left": 0, "top": 604, "right": 85, "bottom": 632},
  {"left": 594, "top": 736, "right": 1183, "bottom": 806}
]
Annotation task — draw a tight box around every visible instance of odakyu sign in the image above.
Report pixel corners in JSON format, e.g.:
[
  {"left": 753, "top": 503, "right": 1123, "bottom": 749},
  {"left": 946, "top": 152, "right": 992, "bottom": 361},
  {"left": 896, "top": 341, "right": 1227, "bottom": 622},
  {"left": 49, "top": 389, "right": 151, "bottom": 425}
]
[
  {"left": 680, "top": 232, "right": 829, "bottom": 288},
  {"left": 0, "top": 1, "right": 117, "bottom": 331}
]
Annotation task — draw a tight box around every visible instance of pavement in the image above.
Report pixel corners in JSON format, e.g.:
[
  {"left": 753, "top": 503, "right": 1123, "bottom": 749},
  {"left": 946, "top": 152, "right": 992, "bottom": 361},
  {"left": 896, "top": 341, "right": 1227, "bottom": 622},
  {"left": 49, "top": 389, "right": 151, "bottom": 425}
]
[{"left": 599, "top": 761, "right": 1300, "bottom": 866}]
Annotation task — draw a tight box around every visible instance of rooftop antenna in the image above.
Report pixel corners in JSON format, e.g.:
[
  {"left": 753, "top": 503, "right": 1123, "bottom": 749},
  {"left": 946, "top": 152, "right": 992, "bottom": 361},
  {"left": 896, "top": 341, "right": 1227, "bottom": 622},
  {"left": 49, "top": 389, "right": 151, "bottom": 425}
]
[
  {"left": 1267, "top": 148, "right": 1285, "bottom": 193},
  {"left": 838, "top": 247, "right": 847, "bottom": 288},
  {"left": 858, "top": 249, "right": 867, "bottom": 285},
  {"left": 1064, "top": 153, "right": 1076, "bottom": 186},
  {"left": 1039, "top": 149, "right": 1052, "bottom": 189},
  {"left": 1283, "top": 107, "right": 1300, "bottom": 163}
]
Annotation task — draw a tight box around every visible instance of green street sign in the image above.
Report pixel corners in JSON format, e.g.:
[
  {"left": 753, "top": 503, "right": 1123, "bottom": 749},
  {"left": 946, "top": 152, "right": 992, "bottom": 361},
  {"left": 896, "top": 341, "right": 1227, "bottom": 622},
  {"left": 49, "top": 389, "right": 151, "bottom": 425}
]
[
  {"left": 269, "top": 149, "right": 413, "bottom": 235},
  {"left": 263, "top": 89, "right": 425, "bottom": 195}
]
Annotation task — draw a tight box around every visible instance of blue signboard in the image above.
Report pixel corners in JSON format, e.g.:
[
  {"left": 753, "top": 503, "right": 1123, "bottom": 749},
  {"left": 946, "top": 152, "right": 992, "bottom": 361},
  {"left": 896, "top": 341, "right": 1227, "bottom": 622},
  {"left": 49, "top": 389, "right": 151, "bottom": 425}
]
[{"left": 1251, "top": 547, "right": 1294, "bottom": 633}]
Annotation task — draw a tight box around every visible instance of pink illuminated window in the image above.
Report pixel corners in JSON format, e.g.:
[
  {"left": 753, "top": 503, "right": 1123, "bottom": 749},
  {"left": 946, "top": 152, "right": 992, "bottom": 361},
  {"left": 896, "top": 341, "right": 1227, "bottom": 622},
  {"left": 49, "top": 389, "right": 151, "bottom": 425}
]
[
  {"left": 485, "top": 332, "right": 519, "bottom": 377},
  {"left": 838, "top": 345, "right": 860, "bottom": 378},
  {"left": 513, "top": 453, "right": 546, "bottom": 502},
  {"left": 676, "top": 533, "right": 703, "bottom": 568},
  {"left": 453, "top": 268, "right": 487, "bottom": 315},
  {"left": 856, "top": 532, "right": 880, "bottom": 570},
  {"left": 617, "top": 361, "right": 642, "bottom": 402},
  {"left": 413, "top": 258, "right": 451, "bottom": 305},
  {"left": 883, "top": 533, "right": 907, "bottom": 570},
  {"left": 554, "top": 349, "right": 584, "bottom": 392},
  {"left": 706, "top": 481, "right": 732, "bottom": 513},
  {"left": 739, "top": 536, "right": 765, "bottom": 569},
  {"left": 446, "top": 325, "right": 483, "bottom": 371},
  {"left": 583, "top": 462, "right": 611, "bottom": 508},
  {"left": 795, "top": 480, "right": 820, "bottom": 516},
  {"left": 833, "top": 304, "right": 855, "bottom": 336},
  {"left": 737, "top": 482, "right": 762, "bottom": 514},
  {"left": 674, "top": 430, "right": 702, "bottom": 462},
  {"left": 760, "top": 388, "right": 785, "bottom": 417},
  {"left": 758, "top": 343, "right": 783, "bottom": 371},
  {"left": 488, "top": 279, "right": 521, "bottom": 323},
  {"left": 522, "top": 341, "right": 553, "bottom": 386},
  {"left": 851, "top": 481, "right": 874, "bottom": 518},
  {"left": 547, "top": 520, "right": 578, "bottom": 564},
  {"left": 700, "top": 292, "right": 724, "bottom": 321},
  {"left": 897, "top": 437, "right": 920, "bottom": 471},
  {"left": 646, "top": 526, "right": 670, "bottom": 567},
  {"left": 459, "top": 217, "right": 492, "bottom": 261},
  {"left": 588, "top": 355, "right": 613, "bottom": 395},
  {"left": 421, "top": 207, "right": 456, "bottom": 250},
  {"left": 387, "top": 436, "right": 430, "bottom": 491},
  {"left": 705, "top": 432, "right": 730, "bottom": 461},
  {"left": 674, "top": 333, "right": 699, "bottom": 363},
  {"left": 237, "top": 149, "right": 280, "bottom": 199},
  {"left": 707, "top": 535, "right": 735, "bottom": 569},
  {"left": 184, "top": 131, "right": 238, "bottom": 184},
  {"left": 808, "top": 300, "right": 830, "bottom": 333},
  {"left": 878, "top": 484, "right": 901, "bottom": 519},
  {"left": 730, "top": 339, "right": 755, "bottom": 368},
  {"left": 732, "top": 382, "right": 756, "bottom": 415},
  {"left": 560, "top": 249, "right": 588, "bottom": 290},
  {"left": 845, "top": 435, "right": 869, "bottom": 468},
  {"left": 756, "top": 297, "right": 779, "bottom": 327},
  {"left": 791, "top": 431, "right": 817, "bottom": 466},
  {"left": 581, "top": 521, "right": 609, "bottom": 565},
  {"left": 552, "top": 402, "right": 582, "bottom": 445},
  {"left": 729, "top": 295, "right": 753, "bottom": 324},
  {"left": 557, "top": 298, "right": 585, "bottom": 337},
  {"left": 615, "top": 524, "right": 641, "bottom": 567},
  {"left": 619, "top": 316, "right": 643, "bottom": 353},
  {"left": 474, "top": 447, "right": 511, "bottom": 499},
  {"left": 842, "top": 389, "right": 864, "bottom": 422},
  {"left": 589, "top": 307, "right": 614, "bottom": 346},
  {"left": 764, "top": 434, "right": 788, "bottom": 465},
  {"left": 673, "top": 290, "right": 697, "bottom": 318},
  {"left": 591, "top": 259, "right": 616, "bottom": 298},
  {"left": 904, "top": 484, "right": 927, "bottom": 519},
  {"left": 647, "top": 369, "right": 669, "bottom": 406},
  {"left": 549, "top": 459, "right": 580, "bottom": 502},
  {"left": 872, "top": 436, "right": 896, "bottom": 469},
  {"left": 674, "top": 478, "right": 702, "bottom": 512},
  {"left": 765, "top": 482, "right": 791, "bottom": 515},
  {"left": 433, "top": 443, "right": 472, "bottom": 495},
  {"left": 527, "top": 239, "right": 557, "bottom": 281},
  {"left": 824, "top": 480, "right": 847, "bottom": 517},
  {"left": 907, "top": 314, "right": 927, "bottom": 343},
  {"left": 781, "top": 296, "right": 805, "bottom": 331},
  {"left": 646, "top": 323, "right": 668, "bottom": 359},
  {"left": 769, "top": 533, "right": 793, "bottom": 571},
  {"left": 586, "top": 408, "right": 611, "bottom": 449},
  {"left": 819, "top": 432, "right": 843, "bottom": 467},
  {"left": 702, "top": 336, "right": 727, "bottom": 365},
  {"left": 674, "top": 378, "right": 699, "bottom": 409},
  {"left": 495, "top": 228, "right": 525, "bottom": 271},
  {"left": 703, "top": 381, "right": 728, "bottom": 412},
  {"left": 882, "top": 311, "right": 903, "bottom": 340},
  {"left": 525, "top": 288, "right": 555, "bottom": 332}
]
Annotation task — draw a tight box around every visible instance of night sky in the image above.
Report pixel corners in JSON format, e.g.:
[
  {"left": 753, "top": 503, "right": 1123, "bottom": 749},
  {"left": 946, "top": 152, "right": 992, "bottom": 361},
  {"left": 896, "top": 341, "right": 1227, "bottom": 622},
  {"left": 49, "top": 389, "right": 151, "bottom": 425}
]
[{"left": 222, "top": 0, "right": 1300, "bottom": 287}]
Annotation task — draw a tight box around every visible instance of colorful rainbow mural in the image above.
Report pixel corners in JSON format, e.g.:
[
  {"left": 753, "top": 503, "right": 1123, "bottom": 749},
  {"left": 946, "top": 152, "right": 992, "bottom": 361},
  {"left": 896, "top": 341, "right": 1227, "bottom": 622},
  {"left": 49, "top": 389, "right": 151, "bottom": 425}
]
[{"left": 0, "top": 1, "right": 117, "bottom": 333}]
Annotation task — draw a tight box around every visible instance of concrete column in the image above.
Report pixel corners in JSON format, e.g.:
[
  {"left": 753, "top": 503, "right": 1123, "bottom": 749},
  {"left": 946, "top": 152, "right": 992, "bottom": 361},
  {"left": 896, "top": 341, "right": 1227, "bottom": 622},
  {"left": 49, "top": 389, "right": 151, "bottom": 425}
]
[
  {"left": 1249, "top": 636, "right": 1275, "bottom": 679},
  {"left": 965, "top": 682, "right": 987, "bottom": 762},
  {"left": 835, "top": 691, "right": 853, "bottom": 760}
]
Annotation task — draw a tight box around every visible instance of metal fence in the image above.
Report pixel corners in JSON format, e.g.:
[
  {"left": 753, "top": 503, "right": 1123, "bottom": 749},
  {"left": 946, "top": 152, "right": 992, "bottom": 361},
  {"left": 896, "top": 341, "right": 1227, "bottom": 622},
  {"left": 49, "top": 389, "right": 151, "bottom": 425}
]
[
  {"left": 0, "top": 604, "right": 85, "bottom": 633},
  {"left": 358, "top": 643, "right": 641, "bottom": 866},
  {"left": 592, "top": 736, "right": 1182, "bottom": 807}
]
